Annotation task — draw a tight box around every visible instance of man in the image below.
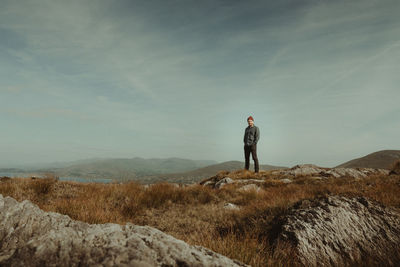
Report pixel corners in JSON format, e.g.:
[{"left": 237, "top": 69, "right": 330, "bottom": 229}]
[{"left": 243, "top": 116, "right": 260, "bottom": 173}]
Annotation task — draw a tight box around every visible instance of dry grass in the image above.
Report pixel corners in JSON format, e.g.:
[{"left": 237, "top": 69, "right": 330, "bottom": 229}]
[
  {"left": 394, "top": 160, "right": 400, "bottom": 168},
  {"left": 390, "top": 160, "right": 400, "bottom": 175},
  {"left": 1, "top": 172, "right": 400, "bottom": 266}
]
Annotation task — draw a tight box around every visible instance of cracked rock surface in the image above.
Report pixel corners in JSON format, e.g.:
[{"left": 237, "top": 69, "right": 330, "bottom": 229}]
[
  {"left": 270, "top": 196, "right": 400, "bottom": 266},
  {"left": 273, "top": 164, "right": 389, "bottom": 179},
  {"left": 0, "top": 194, "right": 247, "bottom": 267}
]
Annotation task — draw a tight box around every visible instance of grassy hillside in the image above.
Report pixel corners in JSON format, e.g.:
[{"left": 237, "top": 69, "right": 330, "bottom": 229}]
[
  {"left": 1, "top": 169, "right": 399, "bottom": 266},
  {"left": 141, "top": 161, "right": 287, "bottom": 184},
  {"left": 336, "top": 150, "right": 400, "bottom": 169}
]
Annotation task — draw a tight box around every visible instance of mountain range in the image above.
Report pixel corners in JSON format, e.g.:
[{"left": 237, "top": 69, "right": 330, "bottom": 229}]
[{"left": 1, "top": 150, "right": 399, "bottom": 183}]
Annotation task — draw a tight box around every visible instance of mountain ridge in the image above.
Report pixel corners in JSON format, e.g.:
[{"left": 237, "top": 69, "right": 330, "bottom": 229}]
[
  {"left": 140, "top": 160, "right": 287, "bottom": 184},
  {"left": 336, "top": 150, "right": 400, "bottom": 169}
]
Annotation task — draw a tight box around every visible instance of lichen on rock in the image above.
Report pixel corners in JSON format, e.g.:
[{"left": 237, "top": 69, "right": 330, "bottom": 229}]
[
  {"left": 0, "top": 194, "right": 247, "bottom": 267},
  {"left": 269, "top": 196, "right": 400, "bottom": 266}
]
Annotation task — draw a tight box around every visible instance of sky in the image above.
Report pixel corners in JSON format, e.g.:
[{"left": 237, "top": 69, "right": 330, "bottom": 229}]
[{"left": 1, "top": 0, "right": 399, "bottom": 168}]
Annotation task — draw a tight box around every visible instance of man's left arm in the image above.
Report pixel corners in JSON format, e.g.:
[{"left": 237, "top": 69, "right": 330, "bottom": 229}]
[{"left": 255, "top": 127, "right": 260, "bottom": 144}]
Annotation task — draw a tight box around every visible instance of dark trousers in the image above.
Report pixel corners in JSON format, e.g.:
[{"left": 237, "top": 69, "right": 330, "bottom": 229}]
[{"left": 244, "top": 144, "right": 259, "bottom": 172}]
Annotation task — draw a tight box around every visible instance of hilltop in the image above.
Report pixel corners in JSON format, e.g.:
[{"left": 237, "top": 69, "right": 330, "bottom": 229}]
[{"left": 336, "top": 150, "right": 400, "bottom": 169}]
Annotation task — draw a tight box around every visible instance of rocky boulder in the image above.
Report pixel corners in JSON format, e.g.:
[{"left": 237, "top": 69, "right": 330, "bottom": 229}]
[
  {"left": 269, "top": 196, "right": 400, "bottom": 266},
  {"left": 289, "top": 164, "right": 323, "bottom": 176},
  {"left": 238, "top": 184, "right": 261, "bottom": 192},
  {"left": 0, "top": 194, "right": 247, "bottom": 267},
  {"left": 273, "top": 164, "right": 389, "bottom": 179},
  {"left": 215, "top": 177, "right": 234, "bottom": 189},
  {"left": 235, "top": 179, "right": 264, "bottom": 184},
  {"left": 223, "top": 203, "right": 240, "bottom": 211}
]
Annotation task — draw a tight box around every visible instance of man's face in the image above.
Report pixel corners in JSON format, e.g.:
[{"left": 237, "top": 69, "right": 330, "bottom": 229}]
[{"left": 247, "top": 119, "right": 254, "bottom": 127}]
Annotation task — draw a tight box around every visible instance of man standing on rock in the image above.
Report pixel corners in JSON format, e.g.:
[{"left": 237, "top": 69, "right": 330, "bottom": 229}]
[{"left": 243, "top": 116, "right": 260, "bottom": 173}]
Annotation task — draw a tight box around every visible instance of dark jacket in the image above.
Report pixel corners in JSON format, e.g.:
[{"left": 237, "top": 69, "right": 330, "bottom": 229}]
[{"left": 243, "top": 125, "right": 260, "bottom": 146}]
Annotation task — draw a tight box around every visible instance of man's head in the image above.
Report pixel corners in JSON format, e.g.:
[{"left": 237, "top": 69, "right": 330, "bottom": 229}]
[{"left": 247, "top": 116, "right": 254, "bottom": 127}]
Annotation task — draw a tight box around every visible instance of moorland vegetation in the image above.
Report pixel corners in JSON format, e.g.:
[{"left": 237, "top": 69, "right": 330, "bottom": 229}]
[{"left": 1, "top": 163, "right": 400, "bottom": 266}]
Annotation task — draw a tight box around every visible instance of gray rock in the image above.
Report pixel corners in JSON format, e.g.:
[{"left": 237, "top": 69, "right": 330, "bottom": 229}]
[
  {"left": 280, "top": 178, "right": 292, "bottom": 183},
  {"left": 273, "top": 165, "right": 389, "bottom": 179},
  {"left": 202, "top": 180, "right": 215, "bottom": 187},
  {"left": 326, "top": 168, "right": 389, "bottom": 179},
  {"left": 290, "top": 164, "right": 322, "bottom": 176},
  {"left": 238, "top": 184, "right": 261, "bottom": 192},
  {"left": 215, "top": 177, "right": 234, "bottom": 189},
  {"left": 270, "top": 196, "right": 400, "bottom": 266},
  {"left": 223, "top": 203, "right": 240, "bottom": 211},
  {"left": 272, "top": 164, "right": 325, "bottom": 177},
  {"left": 0, "top": 194, "right": 247, "bottom": 267},
  {"left": 328, "top": 168, "right": 367, "bottom": 179},
  {"left": 235, "top": 179, "right": 265, "bottom": 184}
]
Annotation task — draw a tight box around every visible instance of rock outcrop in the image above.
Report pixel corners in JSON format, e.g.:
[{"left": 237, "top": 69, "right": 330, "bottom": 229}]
[
  {"left": 269, "top": 196, "right": 400, "bottom": 266},
  {"left": 238, "top": 184, "right": 261, "bottom": 192},
  {"left": 272, "top": 164, "right": 389, "bottom": 179},
  {"left": 214, "top": 177, "right": 234, "bottom": 189},
  {"left": 201, "top": 165, "right": 388, "bottom": 190},
  {"left": 0, "top": 194, "right": 247, "bottom": 267},
  {"left": 223, "top": 203, "right": 240, "bottom": 211}
]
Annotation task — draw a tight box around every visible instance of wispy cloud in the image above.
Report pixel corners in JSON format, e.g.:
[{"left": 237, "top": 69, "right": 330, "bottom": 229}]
[{"left": 0, "top": 0, "right": 399, "bottom": 166}]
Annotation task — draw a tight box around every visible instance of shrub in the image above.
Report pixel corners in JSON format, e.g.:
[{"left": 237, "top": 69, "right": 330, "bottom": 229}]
[
  {"left": 139, "top": 183, "right": 181, "bottom": 208},
  {"left": 0, "top": 180, "right": 15, "bottom": 196},
  {"left": 184, "top": 185, "right": 215, "bottom": 204},
  {"left": 0, "top": 176, "right": 12, "bottom": 182},
  {"left": 32, "top": 177, "right": 57, "bottom": 197}
]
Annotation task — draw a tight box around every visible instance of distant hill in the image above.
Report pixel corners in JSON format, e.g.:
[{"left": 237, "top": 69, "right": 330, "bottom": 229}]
[
  {"left": 336, "top": 150, "right": 400, "bottom": 169},
  {"left": 2, "top": 158, "right": 285, "bottom": 183},
  {"left": 40, "top": 157, "right": 217, "bottom": 180},
  {"left": 140, "top": 161, "right": 287, "bottom": 184},
  {"left": 0, "top": 168, "right": 28, "bottom": 177}
]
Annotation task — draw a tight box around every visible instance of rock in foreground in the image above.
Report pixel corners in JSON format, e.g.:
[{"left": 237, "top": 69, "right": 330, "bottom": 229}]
[
  {"left": 0, "top": 194, "right": 247, "bottom": 267},
  {"left": 270, "top": 196, "right": 400, "bottom": 266}
]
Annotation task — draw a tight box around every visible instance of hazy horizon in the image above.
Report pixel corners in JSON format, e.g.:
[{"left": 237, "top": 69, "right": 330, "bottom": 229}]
[
  {"left": 1, "top": 0, "right": 399, "bottom": 168},
  {"left": 1, "top": 148, "right": 398, "bottom": 170}
]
